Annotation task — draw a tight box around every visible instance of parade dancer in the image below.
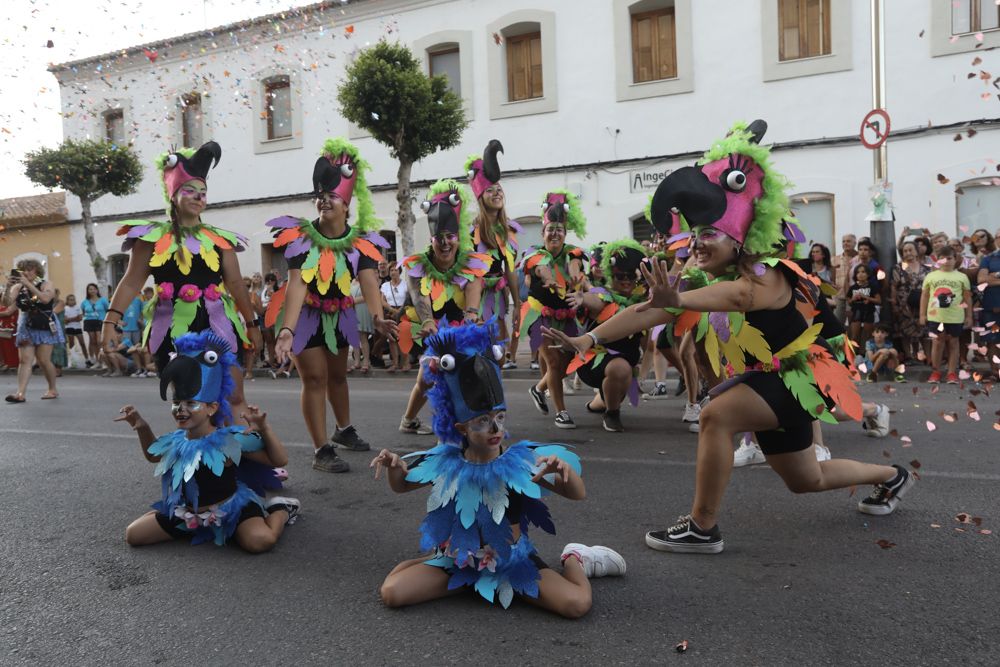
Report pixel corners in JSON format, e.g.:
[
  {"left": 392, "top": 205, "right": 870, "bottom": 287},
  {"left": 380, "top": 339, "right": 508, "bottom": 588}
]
[
  {"left": 266, "top": 139, "right": 397, "bottom": 473},
  {"left": 465, "top": 140, "right": 523, "bottom": 368},
  {"left": 371, "top": 321, "right": 624, "bottom": 616},
  {"left": 105, "top": 141, "right": 263, "bottom": 424},
  {"left": 566, "top": 240, "right": 648, "bottom": 432},
  {"left": 397, "top": 179, "right": 490, "bottom": 435},
  {"left": 520, "top": 191, "right": 588, "bottom": 429},
  {"left": 545, "top": 121, "right": 916, "bottom": 554},
  {"left": 117, "top": 331, "right": 298, "bottom": 552}
]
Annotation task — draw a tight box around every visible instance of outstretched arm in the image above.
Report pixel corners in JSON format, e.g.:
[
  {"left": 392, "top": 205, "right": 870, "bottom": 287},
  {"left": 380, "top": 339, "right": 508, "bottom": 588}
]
[
  {"left": 115, "top": 405, "right": 160, "bottom": 463},
  {"left": 532, "top": 454, "right": 586, "bottom": 500},
  {"left": 370, "top": 449, "right": 426, "bottom": 493},
  {"left": 240, "top": 405, "right": 288, "bottom": 467}
]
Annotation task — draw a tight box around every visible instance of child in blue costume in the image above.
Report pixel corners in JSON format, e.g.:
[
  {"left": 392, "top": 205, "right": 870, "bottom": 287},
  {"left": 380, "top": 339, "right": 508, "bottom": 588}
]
[
  {"left": 117, "top": 331, "right": 299, "bottom": 552},
  {"left": 370, "top": 321, "right": 625, "bottom": 617}
]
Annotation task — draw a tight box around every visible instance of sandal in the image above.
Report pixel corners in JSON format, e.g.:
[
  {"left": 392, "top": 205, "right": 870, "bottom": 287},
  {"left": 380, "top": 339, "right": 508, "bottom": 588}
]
[
  {"left": 360, "top": 365, "right": 370, "bottom": 374},
  {"left": 40, "top": 392, "right": 58, "bottom": 400},
  {"left": 387, "top": 365, "right": 398, "bottom": 374},
  {"left": 5, "top": 394, "right": 25, "bottom": 403}
]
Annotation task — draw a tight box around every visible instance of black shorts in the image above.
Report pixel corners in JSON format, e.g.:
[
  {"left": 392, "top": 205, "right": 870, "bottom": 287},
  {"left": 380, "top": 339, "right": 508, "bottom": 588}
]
[
  {"left": 154, "top": 502, "right": 265, "bottom": 539},
  {"left": 302, "top": 326, "right": 349, "bottom": 354},
  {"left": 740, "top": 372, "right": 815, "bottom": 456},
  {"left": 83, "top": 320, "right": 102, "bottom": 333},
  {"left": 656, "top": 326, "right": 671, "bottom": 350},
  {"left": 577, "top": 354, "right": 636, "bottom": 395},
  {"left": 927, "top": 322, "right": 964, "bottom": 338}
]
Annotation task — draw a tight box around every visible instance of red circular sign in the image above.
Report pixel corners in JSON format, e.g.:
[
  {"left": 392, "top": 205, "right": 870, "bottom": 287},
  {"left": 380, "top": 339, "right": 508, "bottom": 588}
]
[{"left": 860, "top": 109, "right": 891, "bottom": 149}]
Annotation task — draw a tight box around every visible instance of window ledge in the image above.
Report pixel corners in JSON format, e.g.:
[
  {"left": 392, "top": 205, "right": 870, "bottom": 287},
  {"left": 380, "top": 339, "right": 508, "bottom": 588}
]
[{"left": 777, "top": 52, "right": 836, "bottom": 65}]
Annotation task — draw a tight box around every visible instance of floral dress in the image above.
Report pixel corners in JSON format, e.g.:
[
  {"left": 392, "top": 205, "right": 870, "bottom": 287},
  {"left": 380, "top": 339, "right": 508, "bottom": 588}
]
[{"left": 890, "top": 262, "right": 929, "bottom": 344}]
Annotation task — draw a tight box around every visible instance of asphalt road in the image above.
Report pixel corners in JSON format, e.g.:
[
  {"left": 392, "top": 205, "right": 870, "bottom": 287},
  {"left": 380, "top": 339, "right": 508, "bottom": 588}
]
[{"left": 1, "top": 372, "right": 997, "bottom": 666}]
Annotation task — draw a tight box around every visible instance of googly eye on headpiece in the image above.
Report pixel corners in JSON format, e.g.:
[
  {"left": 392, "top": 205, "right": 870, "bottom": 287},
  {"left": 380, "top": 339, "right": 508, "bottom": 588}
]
[{"left": 158, "top": 331, "right": 237, "bottom": 427}]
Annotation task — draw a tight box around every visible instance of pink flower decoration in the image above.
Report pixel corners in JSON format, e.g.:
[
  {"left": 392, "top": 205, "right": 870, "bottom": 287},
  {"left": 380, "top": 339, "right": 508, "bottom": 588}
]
[
  {"left": 203, "top": 284, "right": 222, "bottom": 301},
  {"left": 541, "top": 306, "right": 553, "bottom": 317},
  {"left": 341, "top": 296, "right": 355, "bottom": 309},
  {"left": 476, "top": 546, "right": 498, "bottom": 573},
  {"left": 495, "top": 276, "right": 508, "bottom": 291},
  {"left": 178, "top": 284, "right": 202, "bottom": 303},
  {"left": 158, "top": 283, "right": 175, "bottom": 300},
  {"left": 305, "top": 293, "right": 321, "bottom": 308},
  {"left": 321, "top": 297, "right": 340, "bottom": 313}
]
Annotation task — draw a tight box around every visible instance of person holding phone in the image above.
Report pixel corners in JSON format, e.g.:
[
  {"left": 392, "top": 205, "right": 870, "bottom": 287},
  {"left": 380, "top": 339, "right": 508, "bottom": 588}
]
[{"left": 3, "top": 259, "right": 63, "bottom": 402}]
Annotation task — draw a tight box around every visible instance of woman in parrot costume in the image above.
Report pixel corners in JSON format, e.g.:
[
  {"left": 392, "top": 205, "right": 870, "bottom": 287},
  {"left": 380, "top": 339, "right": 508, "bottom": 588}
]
[
  {"left": 104, "top": 141, "right": 263, "bottom": 424},
  {"left": 564, "top": 239, "right": 648, "bottom": 433},
  {"left": 520, "top": 190, "right": 588, "bottom": 430},
  {"left": 370, "top": 320, "right": 625, "bottom": 616},
  {"left": 544, "top": 120, "right": 916, "bottom": 554},
  {"left": 266, "top": 138, "right": 397, "bottom": 474},
  {"left": 464, "top": 139, "right": 523, "bottom": 368},
  {"left": 397, "top": 179, "right": 490, "bottom": 436}
]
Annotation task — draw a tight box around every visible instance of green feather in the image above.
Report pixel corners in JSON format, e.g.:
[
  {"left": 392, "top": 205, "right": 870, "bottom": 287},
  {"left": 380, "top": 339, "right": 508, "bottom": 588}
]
[
  {"left": 321, "top": 137, "right": 381, "bottom": 232},
  {"left": 170, "top": 299, "right": 198, "bottom": 339},
  {"left": 322, "top": 312, "right": 341, "bottom": 353}
]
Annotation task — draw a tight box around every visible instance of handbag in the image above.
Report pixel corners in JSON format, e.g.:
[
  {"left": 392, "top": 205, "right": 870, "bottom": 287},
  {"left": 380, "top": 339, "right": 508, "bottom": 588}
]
[{"left": 27, "top": 308, "right": 53, "bottom": 331}]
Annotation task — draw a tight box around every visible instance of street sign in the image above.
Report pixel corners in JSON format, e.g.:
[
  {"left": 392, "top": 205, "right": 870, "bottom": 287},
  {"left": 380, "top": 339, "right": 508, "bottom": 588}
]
[{"left": 860, "top": 108, "right": 891, "bottom": 149}]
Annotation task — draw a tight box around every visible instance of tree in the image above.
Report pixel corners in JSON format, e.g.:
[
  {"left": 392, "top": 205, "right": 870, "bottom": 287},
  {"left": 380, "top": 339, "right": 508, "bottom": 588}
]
[
  {"left": 23, "top": 139, "right": 143, "bottom": 289},
  {"left": 338, "top": 41, "right": 468, "bottom": 256}
]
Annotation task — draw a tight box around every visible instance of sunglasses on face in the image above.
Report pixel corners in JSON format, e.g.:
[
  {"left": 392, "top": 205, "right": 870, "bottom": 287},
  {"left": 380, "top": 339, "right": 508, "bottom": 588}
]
[
  {"left": 545, "top": 225, "right": 566, "bottom": 235},
  {"left": 612, "top": 272, "right": 636, "bottom": 282},
  {"left": 433, "top": 232, "right": 458, "bottom": 245}
]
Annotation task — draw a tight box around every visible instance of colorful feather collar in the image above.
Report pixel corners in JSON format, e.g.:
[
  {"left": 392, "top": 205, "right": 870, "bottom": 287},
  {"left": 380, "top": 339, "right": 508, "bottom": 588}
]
[{"left": 117, "top": 219, "right": 247, "bottom": 276}]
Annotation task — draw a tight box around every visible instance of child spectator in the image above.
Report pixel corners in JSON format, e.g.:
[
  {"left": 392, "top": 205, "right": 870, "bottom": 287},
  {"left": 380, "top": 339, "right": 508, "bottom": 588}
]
[
  {"left": 919, "top": 246, "right": 972, "bottom": 384},
  {"left": 848, "top": 264, "right": 880, "bottom": 348},
  {"left": 864, "top": 324, "right": 902, "bottom": 383}
]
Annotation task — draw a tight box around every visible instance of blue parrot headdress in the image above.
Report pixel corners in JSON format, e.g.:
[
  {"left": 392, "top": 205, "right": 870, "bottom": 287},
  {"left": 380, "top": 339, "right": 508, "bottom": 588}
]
[
  {"left": 424, "top": 320, "right": 506, "bottom": 446},
  {"left": 159, "top": 331, "right": 237, "bottom": 427}
]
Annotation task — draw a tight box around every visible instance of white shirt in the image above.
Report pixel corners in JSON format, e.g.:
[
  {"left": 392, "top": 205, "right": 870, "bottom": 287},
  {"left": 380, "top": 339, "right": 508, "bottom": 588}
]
[{"left": 380, "top": 280, "right": 407, "bottom": 308}]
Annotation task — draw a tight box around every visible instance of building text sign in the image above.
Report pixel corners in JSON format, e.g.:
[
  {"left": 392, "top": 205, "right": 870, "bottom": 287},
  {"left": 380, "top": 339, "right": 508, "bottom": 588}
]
[{"left": 629, "top": 166, "right": 671, "bottom": 193}]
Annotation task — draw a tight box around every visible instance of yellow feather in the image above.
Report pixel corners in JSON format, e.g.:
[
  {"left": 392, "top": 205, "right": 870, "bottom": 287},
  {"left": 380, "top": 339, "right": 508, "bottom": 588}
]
[
  {"left": 175, "top": 246, "right": 192, "bottom": 275},
  {"left": 454, "top": 289, "right": 466, "bottom": 309},
  {"left": 150, "top": 251, "right": 170, "bottom": 268},
  {"left": 704, "top": 328, "right": 721, "bottom": 377},
  {"left": 774, "top": 323, "right": 822, "bottom": 360},
  {"left": 718, "top": 334, "right": 745, "bottom": 374},
  {"left": 201, "top": 244, "right": 220, "bottom": 272},
  {"left": 317, "top": 275, "right": 331, "bottom": 295},
  {"left": 420, "top": 276, "right": 431, "bottom": 296},
  {"left": 335, "top": 265, "right": 352, "bottom": 296},
  {"left": 736, "top": 323, "right": 773, "bottom": 364},
  {"left": 301, "top": 267, "right": 317, "bottom": 284},
  {"left": 432, "top": 290, "right": 447, "bottom": 312}
]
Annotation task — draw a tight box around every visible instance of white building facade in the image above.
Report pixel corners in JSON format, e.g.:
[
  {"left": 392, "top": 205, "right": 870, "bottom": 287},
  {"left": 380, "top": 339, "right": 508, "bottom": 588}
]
[{"left": 50, "top": 0, "right": 1000, "bottom": 292}]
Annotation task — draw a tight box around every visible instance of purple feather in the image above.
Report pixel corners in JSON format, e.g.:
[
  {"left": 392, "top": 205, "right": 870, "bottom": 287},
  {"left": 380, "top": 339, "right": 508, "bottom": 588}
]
[
  {"left": 365, "top": 232, "right": 390, "bottom": 248},
  {"left": 628, "top": 378, "right": 640, "bottom": 407},
  {"left": 147, "top": 297, "right": 174, "bottom": 354},
  {"left": 266, "top": 215, "right": 301, "bottom": 229},
  {"left": 783, "top": 221, "right": 806, "bottom": 244},
  {"left": 285, "top": 235, "right": 311, "bottom": 258},
  {"left": 292, "top": 307, "right": 321, "bottom": 355},
  {"left": 509, "top": 219, "right": 524, "bottom": 233},
  {"left": 407, "top": 262, "right": 425, "bottom": 278},
  {"left": 753, "top": 262, "right": 766, "bottom": 277},
  {"left": 184, "top": 234, "right": 201, "bottom": 255},
  {"left": 667, "top": 232, "right": 691, "bottom": 245},
  {"left": 345, "top": 247, "right": 360, "bottom": 274},
  {"left": 709, "top": 310, "right": 731, "bottom": 342},
  {"left": 453, "top": 276, "right": 469, "bottom": 289},
  {"left": 126, "top": 224, "right": 155, "bottom": 238},
  {"left": 337, "top": 307, "right": 361, "bottom": 348},
  {"left": 467, "top": 257, "right": 489, "bottom": 271},
  {"left": 232, "top": 231, "right": 249, "bottom": 251},
  {"left": 205, "top": 297, "right": 238, "bottom": 353}
]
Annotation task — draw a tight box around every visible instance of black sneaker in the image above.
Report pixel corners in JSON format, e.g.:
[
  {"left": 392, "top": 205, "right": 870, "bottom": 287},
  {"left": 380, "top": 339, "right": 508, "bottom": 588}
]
[
  {"left": 644, "top": 383, "right": 670, "bottom": 400},
  {"left": 602, "top": 409, "right": 624, "bottom": 432},
  {"left": 265, "top": 496, "right": 301, "bottom": 525},
  {"left": 858, "top": 464, "right": 915, "bottom": 515},
  {"left": 331, "top": 425, "right": 370, "bottom": 451},
  {"left": 529, "top": 384, "right": 549, "bottom": 415},
  {"left": 312, "top": 444, "right": 350, "bottom": 473},
  {"left": 554, "top": 410, "right": 576, "bottom": 429},
  {"left": 673, "top": 376, "right": 686, "bottom": 397},
  {"left": 645, "top": 515, "right": 724, "bottom": 554}
]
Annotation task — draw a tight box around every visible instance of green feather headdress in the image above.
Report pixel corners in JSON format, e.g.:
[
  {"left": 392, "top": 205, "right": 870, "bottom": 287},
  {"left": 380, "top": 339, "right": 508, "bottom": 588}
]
[
  {"left": 321, "top": 137, "right": 380, "bottom": 233},
  {"left": 600, "top": 238, "right": 648, "bottom": 279},
  {"left": 697, "top": 121, "right": 792, "bottom": 256},
  {"left": 154, "top": 147, "right": 196, "bottom": 216},
  {"left": 427, "top": 178, "right": 475, "bottom": 254},
  {"left": 543, "top": 188, "right": 587, "bottom": 238}
]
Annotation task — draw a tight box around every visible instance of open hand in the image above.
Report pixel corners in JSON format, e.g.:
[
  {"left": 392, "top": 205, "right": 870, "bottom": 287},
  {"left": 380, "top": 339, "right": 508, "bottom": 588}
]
[
  {"left": 275, "top": 329, "right": 293, "bottom": 365},
  {"left": 535, "top": 265, "right": 557, "bottom": 290},
  {"left": 241, "top": 404, "right": 268, "bottom": 431},
  {"left": 636, "top": 259, "right": 680, "bottom": 311},
  {"left": 532, "top": 454, "right": 573, "bottom": 484},
  {"left": 370, "top": 448, "right": 408, "bottom": 480},
  {"left": 541, "top": 326, "right": 592, "bottom": 355},
  {"left": 375, "top": 315, "right": 399, "bottom": 342}
]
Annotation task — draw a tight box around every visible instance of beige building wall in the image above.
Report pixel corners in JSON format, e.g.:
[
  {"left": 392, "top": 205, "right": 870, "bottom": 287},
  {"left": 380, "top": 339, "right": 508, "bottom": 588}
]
[{"left": 0, "top": 224, "right": 77, "bottom": 296}]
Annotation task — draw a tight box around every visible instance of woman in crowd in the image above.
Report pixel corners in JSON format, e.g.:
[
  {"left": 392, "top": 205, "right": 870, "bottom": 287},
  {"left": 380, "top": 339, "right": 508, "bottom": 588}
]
[
  {"left": 51, "top": 289, "right": 67, "bottom": 375},
  {"left": 520, "top": 191, "right": 588, "bottom": 429},
  {"left": 465, "top": 139, "right": 522, "bottom": 368},
  {"left": 3, "top": 259, "right": 63, "bottom": 402},
  {"left": 890, "top": 241, "right": 931, "bottom": 363},
  {"left": 268, "top": 138, "right": 395, "bottom": 473},
  {"left": 103, "top": 141, "right": 263, "bottom": 422},
  {"left": 801, "top": 243, "right": 835, "bottom": 284},
  {"left": 81, "top": 283, "right": 108, "bottom": 368},
  {"left": 379, "top": 262, "right": 409, "bottom": 372},
  {"left": 349, "top": 276, "right": 374, "bottom": 374},
  {"left": 396, "top": 179, "right": 488, "bottom": 435}
]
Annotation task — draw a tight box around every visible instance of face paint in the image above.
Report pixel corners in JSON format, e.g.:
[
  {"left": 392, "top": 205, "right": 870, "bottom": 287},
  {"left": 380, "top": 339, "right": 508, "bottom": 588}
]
[
  {"left": 178, "top": 185, "right": 207, "bottom": 201},
  {"left": 171, "top": 400, "right": 205, "bottom": 415},
  {"left": 432, "top": 232, "right": 459, "bottom": 245},
  {"left": 467, "top": 411, "right": 506, "bottom": 434}
]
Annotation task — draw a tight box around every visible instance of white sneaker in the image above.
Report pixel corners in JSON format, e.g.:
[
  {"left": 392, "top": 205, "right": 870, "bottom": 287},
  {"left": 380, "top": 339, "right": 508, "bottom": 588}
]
[
  {"left": 530, "top": 361, "right": 540, "bottom": 370},
  {"left": 733, "top": 437, "right": 766, "bottom": 467},
  {"left": 688, "top": 422, "right": 700, "bottom": 433},
  {"left": 863, "top": 403, "right": 890, "bottom": 438},
  {"left": 814, "top": 443, "right": 832, "bottom": 462},
  {"left": 562, "top": 380, "right": 576, "bottom": 396},
  {"left": 399, "top": 416, "right": 434, "bottom": 435},
  {"left": 572, "top": 375, "right": 582, "bottom": 390},
  {"left": 561, "top": 543, "right": 626, "bottom": 578},
  {"left": 265, "top": 496, "right": 301, "bottom": 525},
  {"left": 682, "top": 402, "right": 701, "bottom": 423}
]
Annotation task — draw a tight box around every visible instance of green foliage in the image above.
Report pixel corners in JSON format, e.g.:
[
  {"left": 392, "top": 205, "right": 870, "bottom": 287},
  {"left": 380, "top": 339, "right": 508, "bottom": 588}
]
[
  {"left": 23, "top": 138, "right": 143, "bottom": 202},
  {"left": 337, "top": 41, "right": 468, "bottom": 163}
]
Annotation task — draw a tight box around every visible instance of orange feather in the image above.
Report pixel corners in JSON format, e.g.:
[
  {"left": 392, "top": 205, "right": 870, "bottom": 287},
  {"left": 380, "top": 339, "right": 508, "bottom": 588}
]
[
  {"left": 809, "top": 344, "right": 862, "bottom": 421},
  {"left": 264, "top": 285, "right": 287, "bottom": 328},
  {"left": 154, "top": 232, "right": 173, "bottom": 256},
  {"left": 524, "top": 254, "right": 543, "bottom": 270},
  {"left": 318, "top": 248, "right": 335, "bottom": 282},
  {"left": 673, "top": 309, "right": 700, "bottom": 337},
  {"left": 202, "top": 227, "right": 232, "bottom": 250},
  {"left": 398, "top": 315, "right": 414, "bottom": 355},
  {"left": 597, "top": 302, "right": 618, "bottom": 323},
  {"left": 354, "top": 238, "right": 384, "bottom": 262},
  {"left": 566, "top": 350, "right": 595, "bottom": 375},
  {"left": 430, "top": 280, "right": 445, "bottom": 302},
  {"left": 273, "top": 228, "right": 301, "bottom": 249}
]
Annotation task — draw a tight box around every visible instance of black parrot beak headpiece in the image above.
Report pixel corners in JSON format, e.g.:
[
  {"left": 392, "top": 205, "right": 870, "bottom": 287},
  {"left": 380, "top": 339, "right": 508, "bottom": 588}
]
[
  {"left": 162, "top": 141, "right": 222, "bottom": 199},
  {"left": 542, "top": 192, "right": 569, "bottom": 225},
  {"left": 609, "top": 247, "right": 647, "bottom": 277},
  {"left": 159, "top": 354, "right": 203, "bottom": 402},
  {"left": 421, "top": 189, "right": 462, "bottom": 237}
]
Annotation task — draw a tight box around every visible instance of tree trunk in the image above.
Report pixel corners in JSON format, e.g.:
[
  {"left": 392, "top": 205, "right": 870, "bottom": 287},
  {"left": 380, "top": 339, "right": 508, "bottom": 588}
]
[
  {"left": 79, "top": 198, "right": 109, "bottom": 294},
  {"left": 395, "top": 159, "right": 416, "bottom": 257}
]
